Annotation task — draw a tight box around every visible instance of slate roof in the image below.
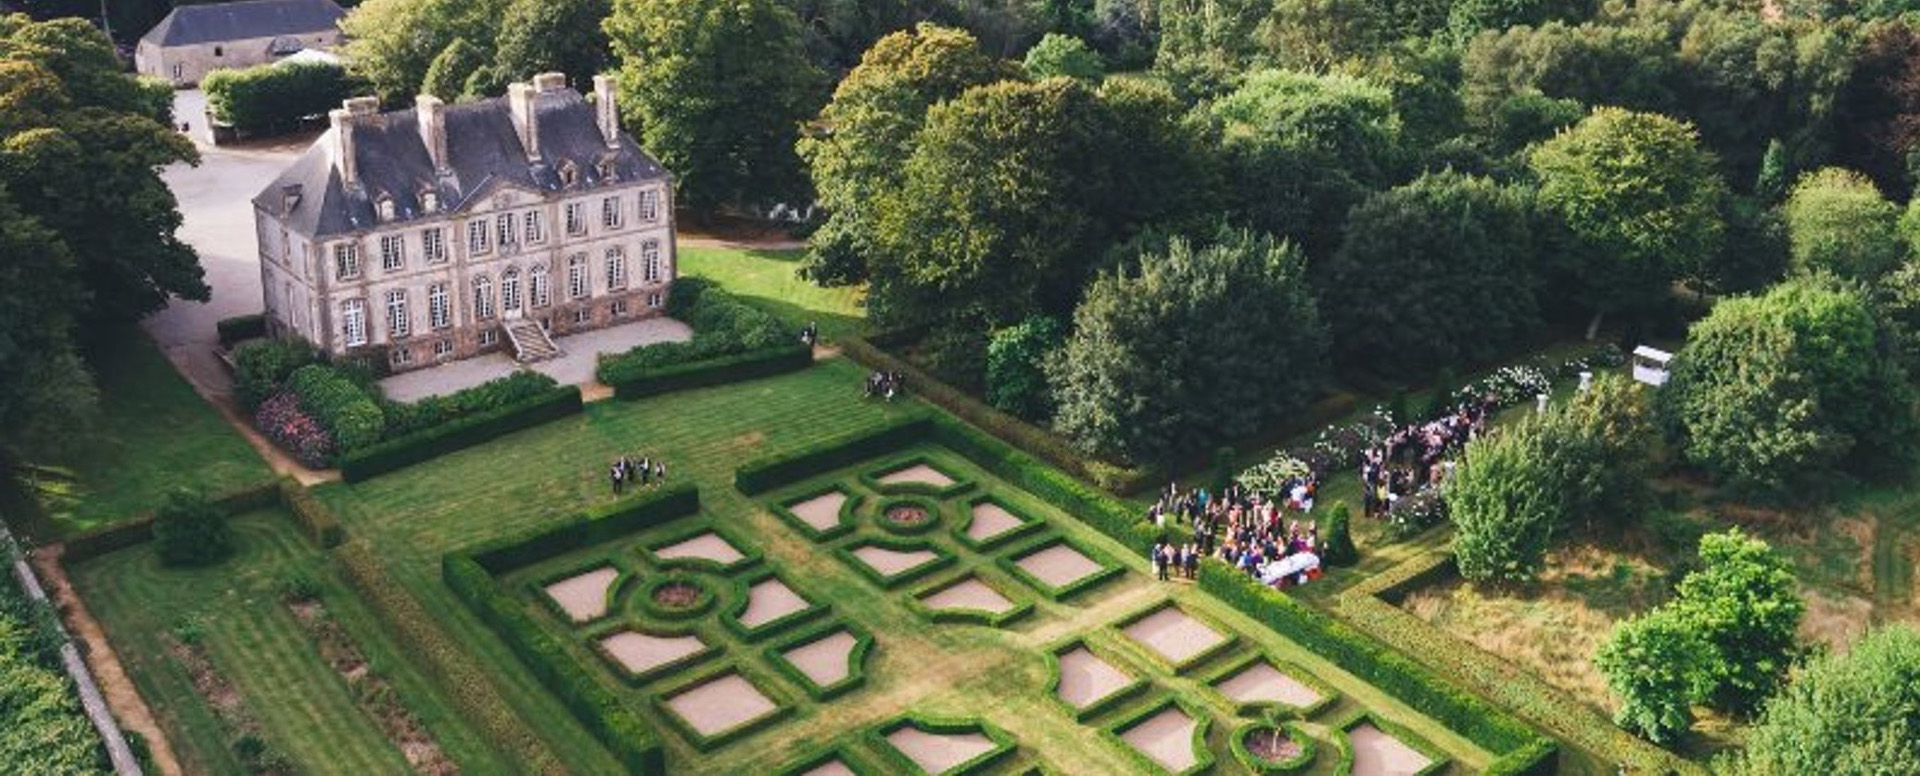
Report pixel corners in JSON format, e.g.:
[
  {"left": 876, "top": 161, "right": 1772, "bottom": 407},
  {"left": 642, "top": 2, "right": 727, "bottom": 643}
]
[
  {"left": 142, "top": 0, "right": 344, "bottom": 48},
  {"left": 254, "top": 87, "right": 671, "bottom": 239}
]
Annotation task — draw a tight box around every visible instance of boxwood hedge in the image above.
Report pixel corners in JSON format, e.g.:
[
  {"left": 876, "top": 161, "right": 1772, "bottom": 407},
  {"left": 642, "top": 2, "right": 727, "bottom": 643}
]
[
  {"left": 608, "top": 343, "right": 812, "bottom": 399},
  {"left": 340, "top": 386, "right": 582, "bottom": 482},
  {"left": 469, "top": 482, "right": 699, "bottom": 574},
  {"left": 733, "top": 413, "right": 935, "bottom": 494}
]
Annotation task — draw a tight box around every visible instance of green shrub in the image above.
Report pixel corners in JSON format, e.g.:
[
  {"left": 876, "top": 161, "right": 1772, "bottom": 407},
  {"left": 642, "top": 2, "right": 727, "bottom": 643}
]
[
  {"left": 1321, "top": 502, "right": 1356, "bottom": 566},
  {"left": 287, "top": 364, "right": 384, "bottom": 452},
  {"left": 232, "top": 338, "right": 316, "bottom": 411},
  {"left": 733, "top": 414, "right": 935, "bottom": 494},
  {"left": 608, "top": 344, "right": 811, "bottom": 399},
  {"left": 216, "top": 314, "right": 267, "bottom": 349},
  {"left": 203, "top": 61, "right": 357, "bottom": 133},
  {"left": 597, "top": 279, "right": 793, "bottom": 385},
  {"left": 341, "top": 387, "right": 582, "bottom": 482},
  {"left": 379, "top": 371, "right": 561, "bottom": 438},
  {"left": 278, "top": 478, "right": 343, "bottom": 548},
  {"left": 468, "top": 482, "right": 699, "bottom": 573},
  {"left": 153, "top": 490, "right": 231, "bottom": 567}
]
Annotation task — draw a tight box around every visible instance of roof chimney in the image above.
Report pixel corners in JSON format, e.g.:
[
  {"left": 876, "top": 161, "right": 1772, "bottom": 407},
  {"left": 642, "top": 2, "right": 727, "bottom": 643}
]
[
  {"left": 593, "top": 74, "right": 619, "bottom": 149},
  {"left": 330, "top": 106, "right": 358, "bottom": 189},
  {"left": 533, "top": 72, "right": 567, "bottom": 93},
  {"left": 507, "top": 81, "right": 541, "bottom": 162},
  {"left": 416, "top": 93, "right": 448, "bottom": 175}
]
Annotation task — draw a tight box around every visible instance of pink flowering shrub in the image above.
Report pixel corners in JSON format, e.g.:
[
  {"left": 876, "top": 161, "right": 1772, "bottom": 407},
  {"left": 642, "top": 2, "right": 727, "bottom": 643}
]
[{"left": 256, "top": 391, "right": 336, "bottom": 467}]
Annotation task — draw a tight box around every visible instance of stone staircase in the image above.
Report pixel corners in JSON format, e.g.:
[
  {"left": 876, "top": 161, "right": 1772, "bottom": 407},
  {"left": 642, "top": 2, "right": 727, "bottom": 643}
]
[{"left": 502, "top": 317, "right": 561, "bottom": 363}]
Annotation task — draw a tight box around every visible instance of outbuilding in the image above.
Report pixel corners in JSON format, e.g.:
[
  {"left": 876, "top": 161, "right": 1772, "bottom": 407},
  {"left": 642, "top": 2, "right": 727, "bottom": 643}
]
[{"left": 134, "top": 0, "right": 345, "bottom": 87}]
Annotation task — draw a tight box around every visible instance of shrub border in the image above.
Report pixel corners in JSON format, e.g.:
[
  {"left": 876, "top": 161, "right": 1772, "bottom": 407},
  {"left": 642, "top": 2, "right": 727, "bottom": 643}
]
[
  {"left": 637, "top": 518, "right": 762, "bottom": 574},
  {"left": 905, "top": 572, "right": 1034, "bottom": 628},
  {"left": 1102, "top": 695, "right": 1216, "bottom": 776},
  {"left": 608, "top": 343, "right": 813, "bottom": 400},
  {"left": 996, "top": 534, "right": 1124, "bottom": 602},
  {"left": 857, "top": 455, "right": 974, "bottom": 499},
  {"left": 834, "top": 537, "right": 955, "bottom": 590},
  {"left": 525, "top": 556, "right": 632, "bottom": 627},
  {"left": 1111, "top": 601, "right": 1241, "bottom": 674},
  {"left": 1043, "top": 638, "right": 1151, "bottom": 723},
  {"left": 873, "top": 495, "right": 944, "bottom": 536},
  {"left": 62, "top": 478, "right": 281, "bottom": 562},
  {"left": 733, "top": 412, "right": 934, "bottom": 495},
  {"left": 952, "top": 492, "right": 1048, "bottom": 551},
  {"left": 636, "top": 573, "right": 719, "bottom": 621},
  {"left": 763, "top": 620, "right": 875, "bottom": 701},
  {"left": 721, "top": 567, "right": 829, "bottom": 642},
  {"left": 339, "top": 385, "right": 584, "bottom": 482},
  {"left": 1198, "top": 652, "right": 1338, "bottom": 719},
  {"left": 1334, "top": 710, "right": 1450, "bottom": 776},
  {"left": 649, "top": 663, "right": 794, "bottom": 751},
  {"left": 590, "top": 624, "right": 723, "bottom": 686},
  {"left": 1230, "top": 720, "right": 1317, "bottom": 774},
  {"left": 768, "top": 483, "right": 863, "bottom": 541},
  {"left": 866, "top": 714, "right": 1018, "bottom": 776},
  {"left": 468, "top": 483, "right": 699, "bottom": 574}
]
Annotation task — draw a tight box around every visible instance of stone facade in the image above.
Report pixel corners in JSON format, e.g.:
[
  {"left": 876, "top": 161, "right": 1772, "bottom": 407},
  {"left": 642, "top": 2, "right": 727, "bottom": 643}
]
[
  {"left": 135, "top": 0, "right": 347, "bottom": 87},
  {"left": 253, "top": 74, "right": 677, "bottom": 374}
]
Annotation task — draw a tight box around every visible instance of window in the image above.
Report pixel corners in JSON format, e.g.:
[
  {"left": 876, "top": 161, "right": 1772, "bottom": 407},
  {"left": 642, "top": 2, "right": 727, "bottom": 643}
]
[
  {"left": 334, "top": 243, "right": 360, "bottom": 280},
  {"left": 647, "top": 293, "right": 662, "bottom": 309},
  {"left": 496, "top": 213, "right": 515, "bottom": 247},
  {"left": 386, "top": 289, "right": 411, "bottom": 338},
  {"left": 341, "top": 299, "right": 367, "bottom": 346},
  {"left": 390, "top": 346, "right": 414, "bottom": 367},
  {"left": 422, "top": 228, "right": 447, "bottom": 264},
  {"left": 598, "top": 160, "right": 617, "bottom": 181},
  {"left": 567, "top": 254, "right": 588, "bottom": 299},
  {"left": 639, "top": 189, "right": 660, "bottom": 222},
  {"left": 433, "top": 339, "right": 454, "bottom": 358},
  {"left": 214, "top": 46, "right": 224, "bottom": 57},
  {"left": 560, "top": 163, "right": 579, "bottom": 187},
  {"left": 428, "top": 283, "right": 450, "bottom": 329},
  {"left": 501, "top": 268, "right": 522, "bottom": 313},
  {"left": 612, "top": 300, "right": 629, "bottom": 317},
  {"left": 641, "top": 239, "right": 662, "bottom": 283},
  {"left": 479, "top": 329, "right": 499, "bottom": 346},
  {"left": 573, "top": 307, "right": 591, "bottom": 325},
  {"left": 172, "top": 64, "right": 183, "bottom": 81},
  {"left": 473, "top": 275, "right": 495, "bottom": 320},
  {"left": 379, "top": 234, "right": 406, "bottom": 271},
  {"left": 467, "top": 220, "right": 490, "bottom": 254},
  {"left": 524, "top": 211, "right": 545, "bottom": 244},
  {"left": 376, "top": 197, "right": 395, "bottom": 221},
  {"left": 565, "top": 202, "right": 585, "bottom": 235},
  {"left": 602, "top": 196, "right": 622, "bottom": 229},
  {"left": 529, "top": 264, "right": 551, "bottom": 308},
  {"left": 421, "top": 191, "right": 439, "bottom": 212},
  {"left": 605, "top": 247, "right": 627, "bottom": 292}
]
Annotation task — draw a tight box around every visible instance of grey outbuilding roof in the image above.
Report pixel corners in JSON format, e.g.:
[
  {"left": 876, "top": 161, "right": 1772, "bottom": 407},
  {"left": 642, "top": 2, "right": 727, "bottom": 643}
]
[
  {"left": 254, "top": 87, "right": 671, "bottom": 239},
  {"left": 142, "top": 0, "right": 344, "bottom": 48}
]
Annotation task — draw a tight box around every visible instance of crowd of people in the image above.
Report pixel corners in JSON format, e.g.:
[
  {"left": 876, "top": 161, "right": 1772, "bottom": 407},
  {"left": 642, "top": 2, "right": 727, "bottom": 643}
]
[
  {"left": 1361, "top": 400, "right": 1491, "bottom": 517},
  {"left": 863, "top": 370, "right": 906, "bottom": 401},
  {"left": 1148, "top": 480, "right": 1328, "bottom": 588},
  {"left": 609, "top": 455, "right": 667, "bottom": 495}
]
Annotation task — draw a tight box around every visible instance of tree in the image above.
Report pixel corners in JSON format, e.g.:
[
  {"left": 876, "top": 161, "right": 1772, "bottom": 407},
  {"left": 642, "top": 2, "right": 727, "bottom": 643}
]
[
  {"left": 421, "top": 37, "right": 489, "bottom": 101},
  {"left": 1321, "top": 502, "right": 1357, "bottom": 565},
  {"left": 1833, "top": 20, "right": 1920, "bottom": 199},
  {"left": 1595, "top": 609, "right": 1712, "bottom": 745},
  {"left": 607, "top": 0, "right": 826, "bottom": 211},
  {"left": 203, "top": 61, "right": 359, "bottom": 133},
  {"left": 1662, "top": 277, "right": 1917, "bottom": 494},
  {"left": 493, "top": 0, "right": 611, "bottom": 89},
  {"left": 1672, "top": 528, "right": 1805, "bottom": 718},
  {"left": 341, "top": 0, "right": 507, "bottom": 102},
  {"left": 1783, "top": 167, "right": 1907, "bottom": 280},
  {"left": 1530, "top": 107, "right": 1727, "bottom": 322},
  {"left": 1048, "top": 229, "right": 1326, "bottom": 465},
  {"left": 152, "top": 490, "right": 232, "bottom": 567},
  {"left": 1321, "top": 172, "right": 1539, "bottom": 379},
  {"left": 1447, "top": 416, "right": 1567, "bottom": 581},
  {"left": 985, "top": 316, "right": 1065, "bottom": 421},
  {"left": 1023, "top": 32, "right": 1103, "bottom": 81},
  {"left": 1732, "top": 625, "right": 1920, "bottom": 775},
  {"left": 797, "top": 24, "right": 1012, "bottom": 285},
  {"left": 0, "top": 187, "right": 92, "bottom": 460}
]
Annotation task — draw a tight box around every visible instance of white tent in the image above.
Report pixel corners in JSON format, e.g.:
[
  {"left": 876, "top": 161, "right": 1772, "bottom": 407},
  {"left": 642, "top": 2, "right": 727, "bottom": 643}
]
[{"left": 1632, "top": 345, "right": 1673, "bottom": 387}]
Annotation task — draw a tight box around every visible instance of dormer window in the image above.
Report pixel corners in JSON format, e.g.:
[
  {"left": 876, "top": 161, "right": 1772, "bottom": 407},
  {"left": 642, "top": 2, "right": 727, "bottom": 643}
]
[
  {"left": 559, "top": 162, "right": 579, "bottom": 187},
  {"left": 598, "top": 159, "right": 617, "bottom": 183},
  {"left": 376, "top": 195, "right": 396, "bottom": 222},
  {"left": 420, "top": 190, "right": 439, "bottom": 213}
]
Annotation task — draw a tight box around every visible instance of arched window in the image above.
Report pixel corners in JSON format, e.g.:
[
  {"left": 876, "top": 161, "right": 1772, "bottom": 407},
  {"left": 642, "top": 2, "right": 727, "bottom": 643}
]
[
  {"left": 501, "top": 268, "right": 522, "bottom": 313},
  {"left": 473, "top": 275, "right": 495, "bottom": 320},
  {"left": 529, "top": 264, "right": 551, "bottom": 308},
  {"left": 559, "top": 162, "right": 579, "bottom": 187}
]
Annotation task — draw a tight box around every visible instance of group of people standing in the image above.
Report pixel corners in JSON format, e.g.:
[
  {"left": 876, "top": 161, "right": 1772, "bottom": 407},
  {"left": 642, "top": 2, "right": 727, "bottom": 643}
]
[
  {"left": 1361, "top": 400, "right": 1490, "bottom": 517},
  {"left": 1151, "top": 540, "right": 1202, "bottom": 581},
  {"left": 863, "top": 370, "right": 906, "bottom": 401},
  {"left": 1147, "top": 480, "right": 1327, "bottom": 587},
  {"left": 609, "top": 455, "right": 667, "bottom": 495}
]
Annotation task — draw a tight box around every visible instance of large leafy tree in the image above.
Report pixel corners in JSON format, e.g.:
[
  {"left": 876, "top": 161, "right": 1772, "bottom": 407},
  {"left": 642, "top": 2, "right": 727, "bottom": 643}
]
[
  {"left": 1662, "top": 277, "right": 1917, "bottom": 494},
  {"left": 1048, "top": 230, "right": 1326, "bottom": 465},
  {"left": 1322, "top": 172, "right": 1538, "bottom": 379},
  {"left": 493, "top": 0, "right": 612, "bottom": 90},
  {"left": 1530, "top": 107, "right": 1727, "bottom": 322},
  {"left": 1732, "top": 625, "right": 1920, "bottom": 775},
  {"left": 1674, "top": 528, "right": 1806, "bottom": 718},
  {"left": 607, "top": 0, "right": 827, "bottom": 211},
  {"left": 1023, "top": 32, "right": 1104, "bottom": 81},
  {"left": 1783, "top": 167, "right": 1907, "bottom": 280},
  {"left": 341, "top": 0, "right": 507, "bottom": 103},
  {"left": 797, "top": 24, "right": 1012, "bottom": 285},
  {"left": 0, "top": 187, "right": 92, "bottom": 459},
  {"left": 1595, "top": 609, "right": 1712, "bottom": 745}
]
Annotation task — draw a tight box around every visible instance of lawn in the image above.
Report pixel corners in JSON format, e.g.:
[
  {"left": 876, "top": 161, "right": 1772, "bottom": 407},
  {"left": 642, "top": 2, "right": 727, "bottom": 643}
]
[
  {"left": 488, "top": 441, "right": 1496, "bottom": 773},
  {"left": 69, "top": 507, "right": 514, "bottom": 775},
  {"left": 22, "top": 331, "right": 272, "bottom": 539},
  {"left": 678, "top": 246, "right": 867, "bottom": 342}
]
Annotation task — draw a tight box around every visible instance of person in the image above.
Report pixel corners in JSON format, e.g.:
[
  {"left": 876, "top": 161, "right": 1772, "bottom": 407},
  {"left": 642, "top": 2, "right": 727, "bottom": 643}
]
[
  {"left": 653, "top": 459, "right": 666, "bottom": 484},
  {"left": 610, "top": 461, "right": 625, "bottom": 495},
  {"left": 1183, "top": 543, "right": 1200, "bottom": 579},
  {"left": 637, "top": 456, "right": 651, "bottom": 487},
  {"left": 1152, "top": 542, "right": 1170, "bottom": 581}
]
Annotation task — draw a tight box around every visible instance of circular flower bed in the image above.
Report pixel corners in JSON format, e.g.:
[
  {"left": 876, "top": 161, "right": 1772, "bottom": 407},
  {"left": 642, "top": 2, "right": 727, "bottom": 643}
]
[
  {"left": 638, "top": 575, "right": 715, "bottom": 620},
  {"left": 1234, "top": 722, "right": 1315, "bottom": 773},
  {"left": 876, "top": 498, "right": 941, "bottom": 535}
]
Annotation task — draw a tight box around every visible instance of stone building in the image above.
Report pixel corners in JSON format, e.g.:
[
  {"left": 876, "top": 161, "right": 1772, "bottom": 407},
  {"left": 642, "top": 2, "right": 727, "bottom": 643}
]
[
  {"left": 135, "top": 0, "right": 345, "bottom": 87},
  {"left": 252, "top": 74, "right": 677, "bottom": 373}
]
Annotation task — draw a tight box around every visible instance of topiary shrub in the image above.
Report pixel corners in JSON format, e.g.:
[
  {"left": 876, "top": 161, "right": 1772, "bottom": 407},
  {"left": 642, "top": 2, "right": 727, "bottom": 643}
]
[
  {"left": 153, "top": 490, "right": 232, "bottom": 567},
  {"left": 232, "top": 338, "right": 317, "bottom": 411},
  {"left": 1321, "top": 502, "right": 1356, "bottom": 566}
]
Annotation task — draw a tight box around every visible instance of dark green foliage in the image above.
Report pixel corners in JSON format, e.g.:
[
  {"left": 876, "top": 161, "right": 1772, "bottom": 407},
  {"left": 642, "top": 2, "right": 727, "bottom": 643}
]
[
  {"left": 232, "top": 339, "right": 318, "bottom": 412},
  {"left": 286, "top": 364, "right": 385, "bottom": 452},
  {"left": 609, "top": 344, "right": 812, "bottom": 399},
  {"left": 984, "top": 316, "right": 1064, "bottom": 421},
  {"left": 340, "top": 386, "right": 583, "bottom": 482},
  {"left": 734, "top": 413, "right": 934, "bottom": 494},
  {"left": 215, "top": 315, "right": 268, "bottom": 349},
  {"left": 1662, "top": 277, "right": 1918, "bottom": 494},
  {"left": 597, "top": 279, "right": 796, "bottom": 387},
  {"left": 1594, "top": 608, "right": 1710, "bottom": 744},
  {"left": 278, "top": 479, "right": 343, "bottom": 548},
  {"left": 421, "top": 37, "right": 490, "bottom": 101},
  {"left": 153, "top": 490, "right": 231, "bottom": 567},
  {"left": 1049, "top": 229, "right": 1326, "bottom": 465},
  {"left": 379, "top": 371, "right": 559, "bottom": 437},
  {"left": 467, "top": 482, "right": 700, "bottom": 573},
  {"left": 1673, "top": 529, "right": 1805, "bottom": 718},
  {"left": 202, "top": 62, "right": 359, "bottom": 133},
  {"left": 1321, "top": 502, "right": 1357, "bottom": 566},
  {"left": 0, "top": 549, "right": 108, "bottom": 775},
  {"left": 492, "top": 0, "right": 611, "bottom": 88},
  {"left": 1732, "top": 625, "right": 1920, "bottom": 775},
  {"left": 1322, "top": 173, "right": 1539, "bottom": 379},
  {"left": 1783, "top": 167, "right": 1907, "bottom": 280},
  {"left": 1023, "top": 33, "right": 1103, "bottom": 81}
]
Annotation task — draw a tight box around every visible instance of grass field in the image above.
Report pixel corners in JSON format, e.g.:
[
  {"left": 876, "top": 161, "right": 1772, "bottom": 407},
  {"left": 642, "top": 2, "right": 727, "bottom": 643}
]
[
  {"left": 492, "top": 442, "right": 1494, "bottom": 773},
  {"left": 69, "top": 507, "right": 514, "bottom": 775},
  {"left": 678, "top": 246, "right": 867, "bottom": 342},
  {"left": 23, "top": 331, "right": 272, "bottom": 539}
]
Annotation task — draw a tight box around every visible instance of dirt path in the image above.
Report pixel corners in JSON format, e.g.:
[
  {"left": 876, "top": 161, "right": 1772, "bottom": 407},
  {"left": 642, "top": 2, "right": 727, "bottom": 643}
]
[{"left": 34, "top": 545, "right": 183, "bottom": 776}]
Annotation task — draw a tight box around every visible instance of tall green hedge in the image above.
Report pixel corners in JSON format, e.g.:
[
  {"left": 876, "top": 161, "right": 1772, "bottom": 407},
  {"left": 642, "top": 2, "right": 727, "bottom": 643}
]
[
  {"left": 733, "top": 413, "right": 936, "bottom": 494},
  {"left": 468, "top": 482, "right": 699, "bottom": 573},
  {"left": 340, "top": 387, "right": 582, "bottom": 482},
  {"left": 287, "top": 364, "right": 384, "bottom": 451},
  {"left": 608, "top": 343, "right": 811, "bottom": 399},
  {"left": 203, "top": 61, "right": 357, "bottom": 133},
  {"left": 596, "top": 278, "right": 794, "bottom": 387}
]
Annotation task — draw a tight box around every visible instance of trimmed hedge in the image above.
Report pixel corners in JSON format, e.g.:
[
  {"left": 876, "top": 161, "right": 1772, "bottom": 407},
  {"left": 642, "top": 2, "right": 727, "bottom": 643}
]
[
  {"left": 776, "top": 746, "right": 878, "bottom": 776},
  {"left": 528, "top": 558, "right": 631, "bottom": 627},
  {"left": 202, "top": 60, "right": 355, "bottom": 133},
  {"left": 216, "top": 314, "right": 267, "bottom": 348},
  {"left": 868, "top": 715, "right": 1017, "bottom": 776},
  {"left": 639, "top": 520, "right": 761, "bottom": 573},
  {"left": 609, "top": 343, "right": 811, "bottom": 399},
  {"left": 997, "top": 536, "right": 1123, "bottom": 601},
  {"left": 1231, "top": 721, "right": 1316, "bottom": 774},
  {"left": 62, "top": 479, "right": 280, "bottom": 562},
  {"left": 635, "top": 574, "right": 718, "bottom": 621},
  {"left": 469, "top": 483, "right": 699, "bottom": 574},
  {"left": 1199, "top": 652, "right": 1338, "bottom": 718},
  {"left": 768, "top": 484, "right": 862, "bottom": 541},
  {"left": 764, "top": 621, "right": 875, "bottom": 700},
  {"left": 858, "top": 455, "right": 974, "bottom": 499},
  {"left": 836, "top": 538, "right": 955, "bottom": 590},
  {"left": 1045, "top": 640, "right": 1151, "bottom": 722},
  {"left": 341, "top": 386, "right": 583, "bottom": 482},
  {"left": 1112, "top": 602, "right": 1240, "bottom": 673},
  {"left": 840, "top": 333, "right": 1154, "bottom": 493},
  {"left": 649, "top": 664, "right": 793, "bottom": 751},
  {"left": 442, "top": 553, "right": 665, "bottom": 773},
  {"left": 1336, "top": 712, "right": 1449, "bottom": 776},
  {"left": 338, "top": 543, "right": 569, "bottom": 775},
  {"left": 279, "top": 478, "right": 343, "bottom": 548},
  {"left": 288, "top": 364, "right": 385, "bottom": 452},
  {"left": 722, "top": 569, "right": 827, "bottom": 641},
  {"left": 873, "top": 495, "right": 944, "bottom": 536},
  {"left": 592, "top": 625, "right": 719, "bottom": 685},
  {"left": 954, "top": 493, "right": 1046, "bottom": 550},
  {"left": 908, "top": 574, "right": 1034, "bottom": 628},
  {"left": 734, "top": 413, "right": 935, "bottom": 494},
  {"left": 1105, "top": 696, "right": 1215, "bottom": 776}
]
